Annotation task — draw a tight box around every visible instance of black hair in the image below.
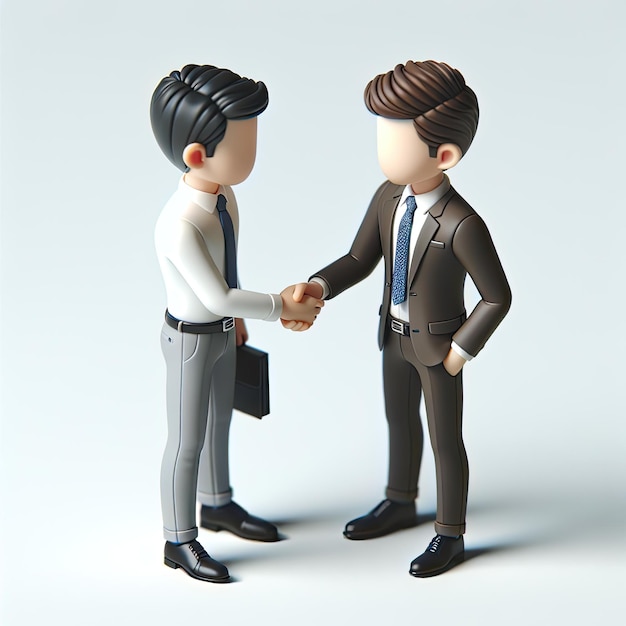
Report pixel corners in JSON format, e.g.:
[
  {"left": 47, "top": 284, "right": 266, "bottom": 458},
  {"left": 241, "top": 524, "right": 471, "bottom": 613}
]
[{"left": 150, "top": 64, "right": 269, "bottom": 171}]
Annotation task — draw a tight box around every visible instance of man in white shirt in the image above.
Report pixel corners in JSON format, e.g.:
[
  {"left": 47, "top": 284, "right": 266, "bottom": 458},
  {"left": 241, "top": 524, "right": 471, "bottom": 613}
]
[
  {"left": 288, "top": 60, "right": 511, "bottom": 577},
  {"left": 151, "top": 64, "right": 322, "bottom": 583}
]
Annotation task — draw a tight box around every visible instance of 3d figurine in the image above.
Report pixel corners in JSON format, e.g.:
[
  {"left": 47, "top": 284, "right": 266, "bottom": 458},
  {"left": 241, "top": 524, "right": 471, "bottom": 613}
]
[
  {"left": 151, "top": 64, "right": 322, "bottom": 583},
  {"left": 288, "top": 60, "right": 511, "bottom": 577}
]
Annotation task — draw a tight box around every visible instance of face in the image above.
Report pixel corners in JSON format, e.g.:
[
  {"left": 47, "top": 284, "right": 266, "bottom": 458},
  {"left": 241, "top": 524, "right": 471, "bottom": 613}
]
[
  {"left": 376, "top": 117, "right": 441, "bottom": 187},
  {"left": 190, "top": 117, "right": 258, "bottom": 188},
  {"left": 376, "top": 118, "right": 462, "bottom": 191}
]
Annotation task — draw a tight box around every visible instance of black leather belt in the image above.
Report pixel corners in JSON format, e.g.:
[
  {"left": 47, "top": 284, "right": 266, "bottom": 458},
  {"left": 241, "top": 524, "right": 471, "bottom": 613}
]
[
  {"left": 165, "top": 310, "right": 235, "bottom": 334},
  {"left": 388, "top": 316, "right": 410, "bottom": 336}
]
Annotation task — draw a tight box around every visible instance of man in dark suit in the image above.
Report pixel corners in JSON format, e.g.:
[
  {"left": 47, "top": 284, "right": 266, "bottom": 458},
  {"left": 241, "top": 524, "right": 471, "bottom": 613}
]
[{"left": 287, "top": 60, "right": 511, "bottom": 577}]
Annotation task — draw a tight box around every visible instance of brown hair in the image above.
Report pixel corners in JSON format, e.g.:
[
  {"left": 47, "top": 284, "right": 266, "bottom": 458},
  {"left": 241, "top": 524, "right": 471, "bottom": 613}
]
[{"left": 364, "top": 60, "right": 479, "bottom": 156}]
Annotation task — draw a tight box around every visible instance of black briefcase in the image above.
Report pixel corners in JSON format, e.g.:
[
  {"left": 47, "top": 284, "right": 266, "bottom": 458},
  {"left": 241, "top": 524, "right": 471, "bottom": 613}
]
[{"left": 234, "top": 345, "right": 270, "bottom": 418}]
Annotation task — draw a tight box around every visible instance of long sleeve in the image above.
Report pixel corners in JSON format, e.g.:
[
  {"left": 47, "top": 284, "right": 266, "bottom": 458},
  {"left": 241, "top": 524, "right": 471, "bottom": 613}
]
[
  {"left": 311, "top": 181, "right": 392, "bottom": 298},
  {"left": 164, "top": 218, "right": 282, "bottom": 321},
  {"left": 451, "top": 214, "right": 511, "bottom": 357}
]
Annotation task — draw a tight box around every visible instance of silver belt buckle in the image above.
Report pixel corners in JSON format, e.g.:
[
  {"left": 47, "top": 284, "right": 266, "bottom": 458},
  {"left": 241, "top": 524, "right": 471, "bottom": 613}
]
[
  {"left": 390, "top": 319, "right": 405, "bottom": 335},
  {"left": 222, "top": 317, "right": 235, "bottom": 332}
]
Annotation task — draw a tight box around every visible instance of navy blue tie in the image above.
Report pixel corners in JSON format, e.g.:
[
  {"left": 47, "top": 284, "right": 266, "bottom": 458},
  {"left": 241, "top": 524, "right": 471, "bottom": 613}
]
[
  {"left": 391, "top": 195, "right": 418, "bottom": 305},
  {"left": 216, "top": 194, "right": 237, "bottom": 289}
]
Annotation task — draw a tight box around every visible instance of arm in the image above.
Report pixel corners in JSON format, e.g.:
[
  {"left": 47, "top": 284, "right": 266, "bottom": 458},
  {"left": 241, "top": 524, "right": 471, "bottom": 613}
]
[
  {"left": 283, "top": 183, "right": 396, "bottom": 328},
  {"left": 309, "top": 181, "right": 392, "bottom": 298},
  {"left": 165, "top": 220, "right": 322, "bottom": 325},
  {"left": 450, "top": 214, "right": 512, "bottom": 361},
  {"left": 167, "top": 220, "right": 282, "bottom": 320}
]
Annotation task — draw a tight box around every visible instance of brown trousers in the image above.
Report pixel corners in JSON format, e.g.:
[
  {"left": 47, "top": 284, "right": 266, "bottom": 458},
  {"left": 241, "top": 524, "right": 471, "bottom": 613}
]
[{"left": 383, "top": 330, "right": 468, "bottom": 536}]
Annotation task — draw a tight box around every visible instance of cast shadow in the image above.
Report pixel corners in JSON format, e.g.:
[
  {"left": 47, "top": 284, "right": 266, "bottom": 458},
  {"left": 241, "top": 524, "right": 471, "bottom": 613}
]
[
  {"left": 464, "top": 537, "right": 534, "bottom": 563},
  {"left": 271, "top": 508, "right": 438, "bottom": 540},
  {"left": 417, "top": 510, "right": 437, "bottom": 526},
  {"left": 269, "top": 510, "right": 353, "bottom": 540}
]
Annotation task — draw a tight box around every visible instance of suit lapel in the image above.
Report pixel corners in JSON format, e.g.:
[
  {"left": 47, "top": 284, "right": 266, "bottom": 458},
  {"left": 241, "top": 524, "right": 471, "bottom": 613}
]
[
  {"left": 406, "top": 188, "right": 454, "bottom": 284},
  {"left": 381, "top": 189, "right": 403, "bottom": 280}
]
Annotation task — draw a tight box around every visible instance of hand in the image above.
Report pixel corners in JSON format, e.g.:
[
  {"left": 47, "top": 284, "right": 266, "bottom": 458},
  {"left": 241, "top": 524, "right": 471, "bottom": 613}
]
[
  {"left": 280, "top": 319, "right": 312, "bottom": 331},
  {"left": 281, "top": 282, "right": 325, "bottom": 330},
  {"left": 235, "top": 318, "right": 248, "bottom": 347},
  {"left": 291, "top": 281, "right": 324, "bottom": 302},
  {"left": 279, "top": 284, "right": 324, "bottom": 331},
  {"left": 442, "top": 348, "right": 466, "bottom": 376}
]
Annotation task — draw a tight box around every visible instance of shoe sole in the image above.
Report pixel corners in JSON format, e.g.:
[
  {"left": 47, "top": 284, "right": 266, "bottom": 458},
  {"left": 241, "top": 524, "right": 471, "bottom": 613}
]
[
  {"left": 409, "top": 552, "right": 465, "bottom": 578},
  {"left": 164, "top": 557, "right": 231, "bottom": 583},
  {"left": 343, "top": 518, "right": 419, "bottom": 541}
]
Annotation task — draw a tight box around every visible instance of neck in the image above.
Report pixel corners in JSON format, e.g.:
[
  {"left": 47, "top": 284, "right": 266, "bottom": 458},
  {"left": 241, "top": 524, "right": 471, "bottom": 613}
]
[
  {"left": 410, "top": 172, "right": 444, "bottom": 195},
  {"left": 183, "top": 173, "right": 220, "bottom": 195}
]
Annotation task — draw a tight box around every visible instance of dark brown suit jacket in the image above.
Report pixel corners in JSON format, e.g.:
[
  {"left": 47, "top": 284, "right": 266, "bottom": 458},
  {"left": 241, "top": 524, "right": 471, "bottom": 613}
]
[{"left": 312, "top": 180, "right": 511, "bottom": 366}]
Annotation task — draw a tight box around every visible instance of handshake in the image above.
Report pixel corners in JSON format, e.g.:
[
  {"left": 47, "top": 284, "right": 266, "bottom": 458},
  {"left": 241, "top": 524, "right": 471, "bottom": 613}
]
[{"left": 279, "top": 281, "right": 325, "bottom": 332}]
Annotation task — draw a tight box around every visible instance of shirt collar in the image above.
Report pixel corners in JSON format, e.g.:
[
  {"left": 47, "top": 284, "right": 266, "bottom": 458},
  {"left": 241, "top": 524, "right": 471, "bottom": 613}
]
[
  {"left": 399, "top": 174, "right": 451, "bottom": 214},
  {"left": 178, "top": 176, "right": 222, "bottom": 213}
]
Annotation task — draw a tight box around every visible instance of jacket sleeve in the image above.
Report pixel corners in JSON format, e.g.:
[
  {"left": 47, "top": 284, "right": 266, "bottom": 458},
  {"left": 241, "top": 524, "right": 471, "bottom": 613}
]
[
  {"left": 310, "top": 182, "right": 390, "bottom": 299},
  {"left": 451, "top": 214, "right": 512, "bottom": 357}
]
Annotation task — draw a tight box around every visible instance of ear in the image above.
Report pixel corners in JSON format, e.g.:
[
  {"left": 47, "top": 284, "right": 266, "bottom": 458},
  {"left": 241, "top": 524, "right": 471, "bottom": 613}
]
[
  {"left": 436, "top": 143, "right": 462, "bottom": 171},
  {"left": 182, "top": 143, "right": 207, "bottom": 170}
]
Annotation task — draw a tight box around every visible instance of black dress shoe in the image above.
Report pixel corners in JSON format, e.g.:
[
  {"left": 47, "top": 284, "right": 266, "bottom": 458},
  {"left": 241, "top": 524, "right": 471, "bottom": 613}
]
[
  {"left": 200, "top": 501, "right": 279, "bottom": 542},
  {"left": 409, "top": 535, "right": 464, "bottom": 578},
  {"left": 164, "top": 540, "right": 230, "bottom": 583},
  {"left": 343, "top": 499, "right": 418, "bottom": 540}
]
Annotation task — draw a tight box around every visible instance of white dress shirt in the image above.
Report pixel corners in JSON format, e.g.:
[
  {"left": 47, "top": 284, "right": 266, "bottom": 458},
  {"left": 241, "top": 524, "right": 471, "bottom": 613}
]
[{"left": 155, "top": 177, "right": 282, "bottom": 324}]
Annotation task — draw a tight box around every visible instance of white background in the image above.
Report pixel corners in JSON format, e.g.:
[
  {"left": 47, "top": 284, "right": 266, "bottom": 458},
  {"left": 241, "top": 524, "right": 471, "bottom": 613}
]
[{"left": 1, "top": 0, "right": 624, "bottom": 623}]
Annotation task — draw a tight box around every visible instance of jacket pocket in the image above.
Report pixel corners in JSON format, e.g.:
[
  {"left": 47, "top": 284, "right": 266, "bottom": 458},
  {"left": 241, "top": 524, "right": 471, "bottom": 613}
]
[{"left": 428, "top": 314, "right": 465, "bottom": 335}]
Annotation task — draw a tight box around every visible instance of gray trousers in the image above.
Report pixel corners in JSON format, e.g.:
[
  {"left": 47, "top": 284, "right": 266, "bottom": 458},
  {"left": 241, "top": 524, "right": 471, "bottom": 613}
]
[
  {"left": 383, "top": 331, "right": 468, "bottom": 537},
  {"left": 160, "top": 322, "right": 236, "bottom": 544}
]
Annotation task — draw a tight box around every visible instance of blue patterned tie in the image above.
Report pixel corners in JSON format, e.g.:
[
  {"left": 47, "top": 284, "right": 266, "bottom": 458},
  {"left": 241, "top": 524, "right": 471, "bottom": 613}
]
[
  {"left": 391, "top": 195, "right": 418, "bottom": 305},
  {"left": 216, "top": 194, "right": 237, "bottom": 288}
]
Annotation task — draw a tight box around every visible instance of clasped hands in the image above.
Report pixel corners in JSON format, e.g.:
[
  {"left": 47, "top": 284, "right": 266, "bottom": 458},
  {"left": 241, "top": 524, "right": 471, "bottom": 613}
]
[{"left": 279, "top": 281, "right": 324, "bottom": 332}]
